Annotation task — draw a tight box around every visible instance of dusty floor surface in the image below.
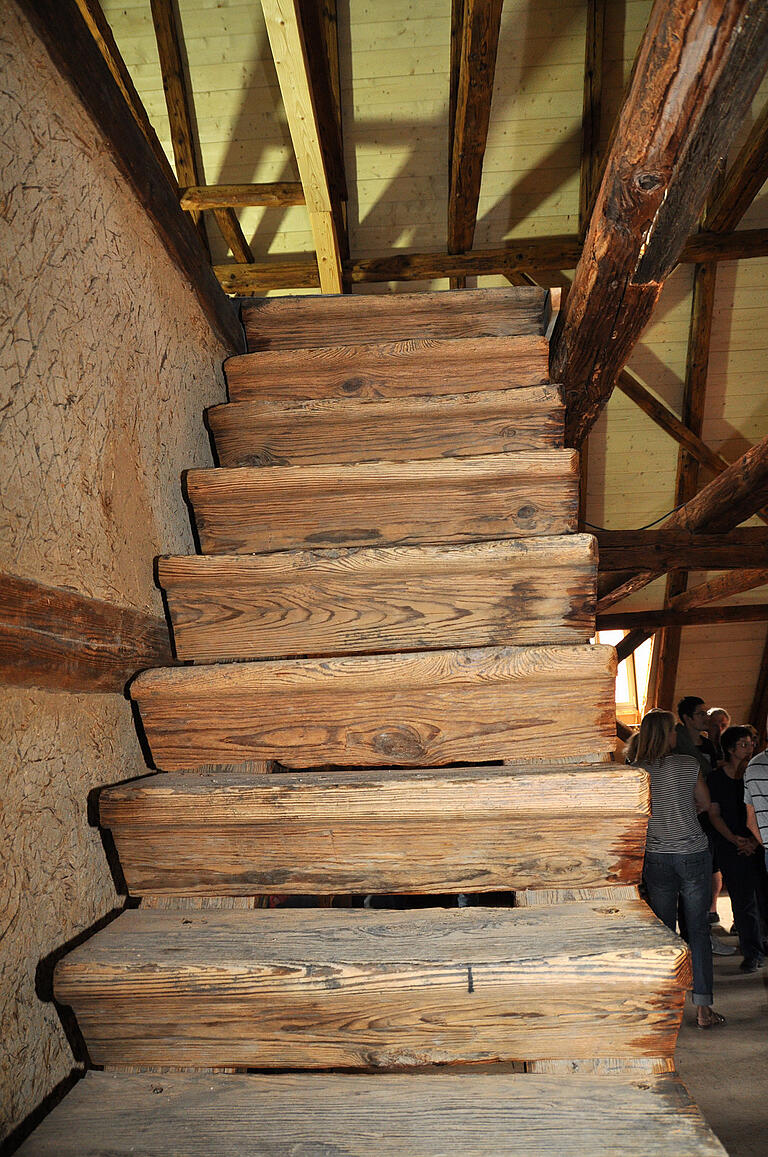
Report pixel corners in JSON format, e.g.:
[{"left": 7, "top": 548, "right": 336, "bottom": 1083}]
[{"left": 675, "top": 899, "right": 768, "bottom": 1157}]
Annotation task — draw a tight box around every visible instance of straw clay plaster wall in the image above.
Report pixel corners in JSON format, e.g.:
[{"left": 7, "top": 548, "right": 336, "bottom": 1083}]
[{"left": 0, "top": 3, "right": 230, "bottom": 1137}]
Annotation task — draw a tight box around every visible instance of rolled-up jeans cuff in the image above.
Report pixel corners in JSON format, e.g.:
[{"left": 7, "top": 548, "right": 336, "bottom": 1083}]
[{"left": 692, "top": 992, "right": 713, "bottom": 1006}]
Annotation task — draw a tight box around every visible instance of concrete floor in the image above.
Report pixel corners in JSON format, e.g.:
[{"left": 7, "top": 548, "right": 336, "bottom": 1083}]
[{"left": 675, "top": 899, "right": 768, "bottom": 1157}]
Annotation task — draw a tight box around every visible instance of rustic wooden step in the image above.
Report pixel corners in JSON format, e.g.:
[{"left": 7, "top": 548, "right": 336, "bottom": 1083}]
[
  {"left": 225, "top": 334, "right": 550, "bottom": 402},
  {"left": 99, "top": 763, "right": 648, "bottom": 896},
  {"left": 129, "top": 643, "right": 616, "bottom": 771},
  {"left": 158, "top": 535, "right": 596, "bottom": 663},
  {"left": 185, "top": 451, "right": 579, "bottom": 555},
  {"left": 241, "top": 286, "right": 550, "bottom": 351},
  {"left": 207, "top": 386, "right": 564, "bottom": 469},
  {"left": 52, "top": 900, "right": 689, "bottom": 1069},
  {"left": 18, "top": 1070, "right": 727, "bottom": 1156}
]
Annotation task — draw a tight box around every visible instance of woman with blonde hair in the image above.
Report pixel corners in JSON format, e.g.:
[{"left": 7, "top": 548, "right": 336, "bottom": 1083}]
[{"left": 628, "top": 709, "right": 724, "bottom": 1028}]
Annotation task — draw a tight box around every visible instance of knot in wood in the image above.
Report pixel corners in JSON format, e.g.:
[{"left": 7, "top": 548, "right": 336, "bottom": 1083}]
[{"left": 634, "top": 172, "right": 663, "bottom": 192}]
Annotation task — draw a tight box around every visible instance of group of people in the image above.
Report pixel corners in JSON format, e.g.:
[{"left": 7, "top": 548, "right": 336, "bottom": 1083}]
[{"left": 627, "top": 697, "right": 768, "bottom": 1030}]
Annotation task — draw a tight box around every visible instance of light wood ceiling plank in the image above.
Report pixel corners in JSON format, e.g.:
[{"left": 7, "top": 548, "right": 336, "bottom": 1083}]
[{"left": 261, "top": 0, "right": 343, "bottom": 293}]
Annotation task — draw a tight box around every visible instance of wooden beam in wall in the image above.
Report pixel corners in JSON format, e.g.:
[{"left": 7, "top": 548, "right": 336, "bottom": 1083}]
[
  {"left": 261, "top": 0, "right": 343, "bottom": 294},
  {"left": 180, "top": 184, "right": 306, "bottom": 210},
  {"left": 596, "top": 529, "right": 768, "bottom": 572},
  {"left": 0, "top": 573, "right": 175, "bottom": 693},
  {"left": 599, "top": 604, "right": 768, "bottom": 631},
  {"left": 448, "top": 0, "right": 503, "bottom": 259},
  {"left": 550, "top": 0, "right": 768, "bottom": 448},
  {"left": 597, "top": 434, "right": 768, "bottom": 612},
  {"left": 705, "top": 100, "right": 768, "bottom": 232},
  {"left": 578, "top": 0, "right": 606, "bottom": 235},
  {"left": 16, "top": 0, "right": 241, "bottom": 351}
]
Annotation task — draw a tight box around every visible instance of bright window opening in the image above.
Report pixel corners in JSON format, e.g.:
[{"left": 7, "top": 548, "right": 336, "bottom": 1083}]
[{"left": 596, "top": 631, "right": 654, "bottom": 727}]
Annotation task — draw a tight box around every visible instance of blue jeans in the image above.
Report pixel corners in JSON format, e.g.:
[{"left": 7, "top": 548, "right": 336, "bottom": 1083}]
[{"left": 643, "top": 848, "right": 713, "bottom": 1006}]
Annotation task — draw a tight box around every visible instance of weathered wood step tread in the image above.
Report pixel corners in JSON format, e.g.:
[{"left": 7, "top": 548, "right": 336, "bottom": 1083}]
[
  {"left": 185, "top": 450, "right": 579, "bottom": 555},
  {"left": 225, "top": 334, "right": 550, "bottom": 401},
  {"left": 207, "top": 386, "right": 564, "bottom": 468},
  {"left": 158, "top": 535, "right": 597, "bottom": 662},
  {"left": 99, "top": 763, "right": 649, "bottom": 896},
  {"left": 130, "top": 643, "right": 616, "bottom": 771},
  {"left": 18, "top": 1070, "right": 727, "bottom": 1155},
  {"left": 241, "top": 285, "right": 550, "bottom": 350},
  {"left": 52, "top": 901, "right": 689, "bottom": 1069}
]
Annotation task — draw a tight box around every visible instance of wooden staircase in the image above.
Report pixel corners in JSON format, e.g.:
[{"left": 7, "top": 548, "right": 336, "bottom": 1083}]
[{"left": 21, "top": 287, "right": 725, "bottom": 1155}]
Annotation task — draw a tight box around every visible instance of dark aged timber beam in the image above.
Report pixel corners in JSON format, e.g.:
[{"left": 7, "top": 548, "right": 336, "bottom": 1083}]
[
  {"left": 705, "top": 100, "right": 768, "bottom": 232},
  {"left": 180, "top": 184, "right": 306, "bottom": 210},
  {"left": 597, "top": 529, "right": 768, "bottom": 572},
  {"left": 579, "top": 0, "right": 606, "bottom": 235},
  {"left": 214, "top": 227, "right": 768, "bottom": 294},
  {"left": 599, "top": 604, "right": 768, "bottom": 632},
  {"left": 550, "top": 0, "right": 768, "bottom": 448},
  {"left": 672, "top": 568, "right": 768, "bottom": 613},
  {"left": 654, "top": 258, "right": 718, "bottom": 708},
  {"left": 597, "top": 434, "right": 768, "bottom": 612},
  {"left": 16, "top": 0, "right": 241, "bottom": 351},
  {"left": 0, "top": 573, "right": 175, "bottom": 693},
  {"left": 448, "top": 0, "right": 503, "bottom": 257}
]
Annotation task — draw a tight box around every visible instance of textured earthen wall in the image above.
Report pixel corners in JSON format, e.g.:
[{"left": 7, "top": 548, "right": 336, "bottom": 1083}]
[{"left": 0, "top": 3, "right": 230, "bottom": 1136}]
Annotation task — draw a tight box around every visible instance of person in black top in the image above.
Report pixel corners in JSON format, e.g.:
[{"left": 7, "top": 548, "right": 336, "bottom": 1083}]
[{"left": 708, "top": 726, "right": 765, "bottom": 972}]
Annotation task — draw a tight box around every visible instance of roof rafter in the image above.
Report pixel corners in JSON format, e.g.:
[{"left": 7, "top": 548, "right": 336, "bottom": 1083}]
[
  {"left": 705, "top": 99, "right": 768, "bottom": 232},
  {"left": 447, "top": 0, "right": 503, "bottom": 281},
  {"left": 261, "top": 0, "right": 343, "bottom": 293},
  {"left": 550, "top": 0, "right": 768, "bottom": 448}
]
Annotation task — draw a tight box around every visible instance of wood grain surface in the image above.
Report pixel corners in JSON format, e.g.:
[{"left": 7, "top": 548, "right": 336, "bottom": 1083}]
[
  {"left": 130, "top": 643, "right": 617, "bottom": 770},
  {"left": 17, "top": 1069, "right": 727, "bottom": 1156},
  {"left": 99, "top": 763, "right": 648, "bottom": 895},
  {"left": 158, "top": 535, "right": 596, "bottom": 662},
  {"left": 225, "top": 334, "right": 550, "bottom": 401},
  {"left": 186, "top": 451, "right": 579, "bottom": 554},
  {"left": 207, "top": 386, "right": 563, "bottom": 468},
  {"left": 241, "top": 286, "right": 548, "bottom": 350},
  {"left": 52, "top": 901, "right": 689, "bottom": 1068}
]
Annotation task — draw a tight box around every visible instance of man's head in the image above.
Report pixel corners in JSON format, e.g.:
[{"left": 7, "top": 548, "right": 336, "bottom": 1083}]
[
  {"left": 677, "top": 696, "right": 708, "bottom": 738},
  {"left": 706, "top": 707, "right": 731, "bottom": 741}
]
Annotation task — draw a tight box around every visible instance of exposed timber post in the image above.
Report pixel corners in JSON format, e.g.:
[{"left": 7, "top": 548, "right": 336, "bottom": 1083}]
[{"left": 550, "top": 0, "right": 768, "bottom": 448}]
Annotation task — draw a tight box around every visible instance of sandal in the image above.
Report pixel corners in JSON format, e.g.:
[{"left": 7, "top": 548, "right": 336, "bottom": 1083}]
[{"left": 696, "top": 1009, "right": 726, "bottom": 1029}]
